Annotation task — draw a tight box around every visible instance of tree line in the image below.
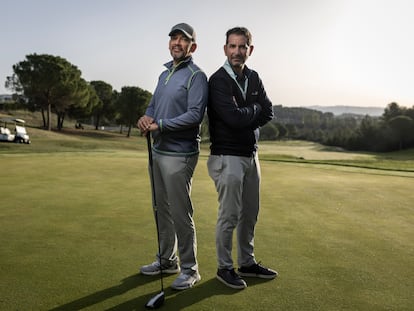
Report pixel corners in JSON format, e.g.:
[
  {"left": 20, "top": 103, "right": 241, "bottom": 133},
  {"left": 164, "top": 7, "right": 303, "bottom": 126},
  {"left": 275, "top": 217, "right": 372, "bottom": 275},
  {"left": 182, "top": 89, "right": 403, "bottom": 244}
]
[
  {"left": 5, "top": 53, "right": 151, "bottom": 136},
  {"left": 4, "top": 53, "right": 413, "bottom": 152},
  {"left": 260, "top": 103, "right": 414, "bottom": 152}
]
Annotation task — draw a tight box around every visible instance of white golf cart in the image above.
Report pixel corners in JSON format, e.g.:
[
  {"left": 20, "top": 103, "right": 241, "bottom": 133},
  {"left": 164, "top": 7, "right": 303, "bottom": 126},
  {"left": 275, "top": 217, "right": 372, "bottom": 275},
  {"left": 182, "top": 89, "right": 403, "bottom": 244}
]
[{"left": 0, "top": 118, "right": 31, "bottom": 144}]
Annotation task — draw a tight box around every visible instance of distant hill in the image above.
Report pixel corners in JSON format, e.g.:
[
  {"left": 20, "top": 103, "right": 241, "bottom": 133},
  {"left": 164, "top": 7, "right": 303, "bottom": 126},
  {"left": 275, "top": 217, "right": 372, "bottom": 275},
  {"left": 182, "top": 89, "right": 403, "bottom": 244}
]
[{"left": 305, "top": 105, "right": 384, "bottom": 116}]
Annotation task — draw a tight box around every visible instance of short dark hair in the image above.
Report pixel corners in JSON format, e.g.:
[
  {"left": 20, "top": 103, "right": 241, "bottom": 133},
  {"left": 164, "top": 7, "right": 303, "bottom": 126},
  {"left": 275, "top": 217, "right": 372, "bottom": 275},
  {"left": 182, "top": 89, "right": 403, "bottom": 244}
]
[{"left": 226, "top": 27, "right": 252, "bottom": 46}]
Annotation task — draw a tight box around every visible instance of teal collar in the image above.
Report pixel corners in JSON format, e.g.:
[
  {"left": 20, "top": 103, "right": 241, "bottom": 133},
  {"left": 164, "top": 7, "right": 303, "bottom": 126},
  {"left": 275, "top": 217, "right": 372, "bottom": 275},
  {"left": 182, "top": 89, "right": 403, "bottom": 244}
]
[{"left": 223, "top": 60, "right": 248, "bottom": 100}]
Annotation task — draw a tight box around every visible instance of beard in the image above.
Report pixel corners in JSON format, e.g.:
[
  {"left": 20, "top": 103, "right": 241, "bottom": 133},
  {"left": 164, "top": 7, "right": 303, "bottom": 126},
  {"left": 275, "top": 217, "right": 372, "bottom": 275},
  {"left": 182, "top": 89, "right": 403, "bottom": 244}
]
[{"left": 170, "top": 47, "right": 190, "bottom": 63}]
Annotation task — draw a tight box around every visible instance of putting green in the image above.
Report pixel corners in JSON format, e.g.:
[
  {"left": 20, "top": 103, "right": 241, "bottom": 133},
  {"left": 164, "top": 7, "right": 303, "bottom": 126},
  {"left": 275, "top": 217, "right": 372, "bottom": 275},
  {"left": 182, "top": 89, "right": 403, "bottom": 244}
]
[{"left": 0, "top": 133, "right": 413, "bottom": 310}]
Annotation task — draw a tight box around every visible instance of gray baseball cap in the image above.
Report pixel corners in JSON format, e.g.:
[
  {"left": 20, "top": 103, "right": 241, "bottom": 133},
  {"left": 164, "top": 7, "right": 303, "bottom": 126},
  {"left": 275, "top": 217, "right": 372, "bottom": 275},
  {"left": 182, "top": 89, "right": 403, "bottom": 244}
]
[{"left": 168, "top": 23, "right": 196, "bottom": 42}]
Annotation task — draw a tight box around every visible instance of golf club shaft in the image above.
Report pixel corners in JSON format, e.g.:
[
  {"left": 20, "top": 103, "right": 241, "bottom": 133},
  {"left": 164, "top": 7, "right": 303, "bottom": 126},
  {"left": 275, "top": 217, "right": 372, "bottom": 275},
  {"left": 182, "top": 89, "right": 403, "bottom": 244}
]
[{"left": 146, "top": 132, "right": 164, "bottom": 291}]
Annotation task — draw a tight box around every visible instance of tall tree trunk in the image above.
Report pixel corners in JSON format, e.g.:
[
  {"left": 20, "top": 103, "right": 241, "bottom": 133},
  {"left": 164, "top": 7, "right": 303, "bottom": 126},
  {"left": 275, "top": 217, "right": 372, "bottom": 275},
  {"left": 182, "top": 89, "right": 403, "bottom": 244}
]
[
  {"left": 47, "top": 103, "right": 52, "bottom": 131},
  {"left": 95, "top": 114, "right": 100, "bottom": 130},
  {"left": 57, "top": 113, "right": 65, "bottom": 130},
  {"left": 61, "top": 113, "right": 65, "bottom": 130},
  {"left": 41, "top": 108, "right": 47, "bottom": 128}
]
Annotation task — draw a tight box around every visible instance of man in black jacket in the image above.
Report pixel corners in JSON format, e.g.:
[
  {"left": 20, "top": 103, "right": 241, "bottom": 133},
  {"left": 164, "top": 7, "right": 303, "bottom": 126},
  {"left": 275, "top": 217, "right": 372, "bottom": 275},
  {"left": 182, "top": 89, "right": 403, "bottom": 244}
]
[{"left": 207, "top": 26, "right": 277, "bottom": 290}]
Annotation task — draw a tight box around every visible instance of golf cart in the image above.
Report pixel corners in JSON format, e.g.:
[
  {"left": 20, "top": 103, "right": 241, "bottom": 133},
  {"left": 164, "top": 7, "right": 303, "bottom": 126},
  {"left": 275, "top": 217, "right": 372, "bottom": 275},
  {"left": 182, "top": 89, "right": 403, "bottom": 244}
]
[{"left": 0, "top": 118, "right": 31, "bottom": 144}]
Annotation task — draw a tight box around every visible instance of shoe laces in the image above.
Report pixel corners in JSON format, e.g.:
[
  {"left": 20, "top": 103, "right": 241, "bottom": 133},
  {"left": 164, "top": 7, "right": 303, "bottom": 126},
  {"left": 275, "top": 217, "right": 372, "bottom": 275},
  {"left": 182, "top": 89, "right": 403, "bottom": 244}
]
[
  {"left": 177, "top": 272, "right": 191, "bottom": 280},
  {"left": 152, "top": 260, "right": 175, "bottom": 270},
  {"left": 229, "top": 269, "right": 240, "bottom": 278},
  {"left": 255, "top": 261, "right": 269, "bottom": 268},
  {"left": 179, "top": 271, "right": 199, "bottom": 280},
  {"left": 148, "top": 261, "right": 160, "bottom": 268}
]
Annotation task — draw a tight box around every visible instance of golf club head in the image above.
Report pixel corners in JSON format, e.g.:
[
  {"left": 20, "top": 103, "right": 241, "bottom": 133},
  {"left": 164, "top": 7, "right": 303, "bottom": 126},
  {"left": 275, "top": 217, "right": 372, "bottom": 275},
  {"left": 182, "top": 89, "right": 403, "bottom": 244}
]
[{"left": 145, "top": 291, "right": 165, "bottom": 309}]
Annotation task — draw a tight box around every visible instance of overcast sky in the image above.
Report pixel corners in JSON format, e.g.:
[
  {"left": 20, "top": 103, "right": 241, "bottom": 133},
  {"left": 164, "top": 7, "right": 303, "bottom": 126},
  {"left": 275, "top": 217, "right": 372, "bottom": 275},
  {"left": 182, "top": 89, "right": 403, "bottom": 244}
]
[{"left": 2, "top": 0, "right": 413, "bottom": 108}]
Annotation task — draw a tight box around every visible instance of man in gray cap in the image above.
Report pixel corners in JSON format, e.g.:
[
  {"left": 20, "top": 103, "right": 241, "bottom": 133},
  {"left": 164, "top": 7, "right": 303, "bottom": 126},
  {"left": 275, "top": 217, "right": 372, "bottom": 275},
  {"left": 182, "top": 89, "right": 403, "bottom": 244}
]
[{"left": 137, "top": 23, "right": 208, "bottom": 290}]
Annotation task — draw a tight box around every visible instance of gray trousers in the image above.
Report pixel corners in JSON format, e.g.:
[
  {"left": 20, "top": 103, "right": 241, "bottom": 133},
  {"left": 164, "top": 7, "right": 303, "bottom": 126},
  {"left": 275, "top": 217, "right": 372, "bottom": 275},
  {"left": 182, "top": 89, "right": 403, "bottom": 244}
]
[
  {"left": 150, "top": 152, "right": 199, "bottom": 274},
  {"left": 207, "top": 154, "right": 260, "bottom": 269}
]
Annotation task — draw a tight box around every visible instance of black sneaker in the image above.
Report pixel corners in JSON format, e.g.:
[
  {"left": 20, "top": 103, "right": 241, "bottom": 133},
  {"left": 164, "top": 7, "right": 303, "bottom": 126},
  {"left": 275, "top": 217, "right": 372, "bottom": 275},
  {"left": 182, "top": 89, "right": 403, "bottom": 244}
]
[
  {"left": 238, "top": 262, "right": 278, "bottom": 279},
  {"left": 217, "top": 268, "right": 247, "bottom": 289}
]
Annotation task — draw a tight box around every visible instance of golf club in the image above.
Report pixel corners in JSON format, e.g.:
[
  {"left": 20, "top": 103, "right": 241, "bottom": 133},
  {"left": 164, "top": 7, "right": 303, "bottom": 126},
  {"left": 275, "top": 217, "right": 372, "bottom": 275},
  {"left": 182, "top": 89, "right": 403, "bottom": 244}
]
[{"left": 145, "top": 132, "right": 165, "bottom": 309}]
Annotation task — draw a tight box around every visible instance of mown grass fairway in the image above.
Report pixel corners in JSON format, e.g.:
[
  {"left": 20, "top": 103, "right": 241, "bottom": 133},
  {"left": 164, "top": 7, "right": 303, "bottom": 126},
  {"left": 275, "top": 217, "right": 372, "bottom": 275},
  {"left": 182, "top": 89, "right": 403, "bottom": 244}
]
[{"left": 0, "top": 128, "right": 413, "bottom": 310}]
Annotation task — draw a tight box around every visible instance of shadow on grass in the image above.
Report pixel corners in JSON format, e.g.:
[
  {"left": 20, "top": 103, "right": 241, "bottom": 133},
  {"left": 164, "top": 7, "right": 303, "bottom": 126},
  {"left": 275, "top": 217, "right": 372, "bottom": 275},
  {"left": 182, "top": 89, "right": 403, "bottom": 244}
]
[
  {"left": 48, "top": 274, "right": 147, "bottom": 311},
  {"left": 48, "top": 274, "right": 274, "bottom": 311},
  {"left": 106, "top": 276, "right": 274, "bottom": 311}
]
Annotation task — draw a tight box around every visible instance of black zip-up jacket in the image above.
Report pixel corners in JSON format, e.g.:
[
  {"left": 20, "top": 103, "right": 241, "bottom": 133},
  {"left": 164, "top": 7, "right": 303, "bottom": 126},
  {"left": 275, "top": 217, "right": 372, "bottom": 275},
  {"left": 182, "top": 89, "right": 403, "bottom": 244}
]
[{"left": 207, "top": 65, "right": 274, "bottom": 157}]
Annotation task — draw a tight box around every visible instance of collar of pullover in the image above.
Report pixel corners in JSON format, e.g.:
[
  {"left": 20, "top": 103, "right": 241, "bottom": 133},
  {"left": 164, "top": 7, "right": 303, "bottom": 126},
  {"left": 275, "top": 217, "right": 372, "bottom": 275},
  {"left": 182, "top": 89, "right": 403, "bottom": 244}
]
[
  {"left": 163, "top": 56, "right": 193, "bottom": 85},
  {"left": 164, "top": 56, "right": 192, "bottom": 71},
  {"left": 223, "top": 60, "right": 250, "bottom": 100}
]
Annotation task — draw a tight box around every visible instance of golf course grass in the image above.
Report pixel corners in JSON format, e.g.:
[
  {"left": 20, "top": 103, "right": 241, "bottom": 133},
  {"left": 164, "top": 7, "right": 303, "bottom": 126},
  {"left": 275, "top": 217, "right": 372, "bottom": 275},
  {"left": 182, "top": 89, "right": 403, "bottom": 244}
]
[{"left": 0, "top": 126, "right": 413, "bottom": 310}]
